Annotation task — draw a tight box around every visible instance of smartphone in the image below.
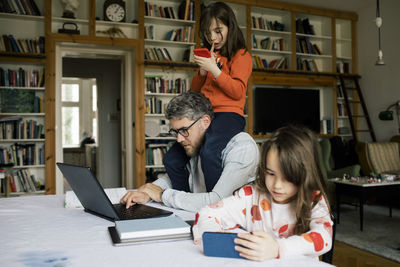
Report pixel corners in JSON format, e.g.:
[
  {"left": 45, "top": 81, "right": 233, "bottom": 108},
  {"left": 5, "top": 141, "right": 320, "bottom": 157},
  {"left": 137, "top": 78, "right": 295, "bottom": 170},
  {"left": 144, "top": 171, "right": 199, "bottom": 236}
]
[
  {"left": 194, "top": 48, "right": 211, "bottom": 58},
  {"left": 202, "top": 232, "right": 242, "bottom": 259}
]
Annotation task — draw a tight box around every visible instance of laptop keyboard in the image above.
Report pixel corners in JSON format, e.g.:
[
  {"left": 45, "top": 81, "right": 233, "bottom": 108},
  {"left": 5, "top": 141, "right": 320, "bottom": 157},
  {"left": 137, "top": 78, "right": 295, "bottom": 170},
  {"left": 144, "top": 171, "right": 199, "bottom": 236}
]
[{"left": 113, "top": 203, "right": 164, "bottom": 220}]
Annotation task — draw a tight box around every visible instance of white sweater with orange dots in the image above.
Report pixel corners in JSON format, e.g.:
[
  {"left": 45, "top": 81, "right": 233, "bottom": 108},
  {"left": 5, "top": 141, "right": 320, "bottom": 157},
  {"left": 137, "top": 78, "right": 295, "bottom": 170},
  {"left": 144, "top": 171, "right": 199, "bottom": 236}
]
[{"left": 192, "top": 185, "right": 333, "bottom": 259}]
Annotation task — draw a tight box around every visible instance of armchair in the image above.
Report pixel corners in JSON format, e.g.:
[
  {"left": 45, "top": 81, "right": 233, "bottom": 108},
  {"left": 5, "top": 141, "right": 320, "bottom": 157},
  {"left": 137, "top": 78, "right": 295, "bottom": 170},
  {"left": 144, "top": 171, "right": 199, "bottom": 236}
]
[
  {"left": 317, "top": 138, "right": 361, "bottom": 207},
  {"left": 357, "top": 142, "right": 400, "bottom": 175}
]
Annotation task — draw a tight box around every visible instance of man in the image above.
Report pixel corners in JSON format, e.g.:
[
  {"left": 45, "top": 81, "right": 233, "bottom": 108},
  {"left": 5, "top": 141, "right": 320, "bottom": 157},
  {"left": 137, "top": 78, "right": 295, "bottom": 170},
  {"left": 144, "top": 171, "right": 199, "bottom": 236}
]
[{"left": 120, "top": 91, "right": 259, "bottom": 212}]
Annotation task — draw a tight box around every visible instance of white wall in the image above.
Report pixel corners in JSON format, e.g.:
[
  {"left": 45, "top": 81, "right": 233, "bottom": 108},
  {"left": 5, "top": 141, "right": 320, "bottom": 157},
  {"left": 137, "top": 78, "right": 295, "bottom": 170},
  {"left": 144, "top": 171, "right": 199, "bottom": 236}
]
[{"left": 357, "top": 0, "right": 400, "bottom": 141}]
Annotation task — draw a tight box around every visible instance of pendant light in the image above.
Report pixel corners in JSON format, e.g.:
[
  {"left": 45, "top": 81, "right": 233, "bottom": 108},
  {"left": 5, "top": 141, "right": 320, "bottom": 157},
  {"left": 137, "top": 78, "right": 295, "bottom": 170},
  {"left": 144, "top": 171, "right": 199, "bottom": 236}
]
[{"left": 375, "top": 0, "right": 385, "bottom": 65}]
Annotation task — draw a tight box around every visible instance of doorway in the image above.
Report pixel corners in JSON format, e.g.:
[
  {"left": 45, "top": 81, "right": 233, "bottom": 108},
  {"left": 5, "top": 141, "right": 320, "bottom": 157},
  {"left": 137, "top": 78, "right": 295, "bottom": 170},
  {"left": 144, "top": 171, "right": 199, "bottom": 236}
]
[{"left": 54, "top": 45, "right": 136, "bottom": 193}]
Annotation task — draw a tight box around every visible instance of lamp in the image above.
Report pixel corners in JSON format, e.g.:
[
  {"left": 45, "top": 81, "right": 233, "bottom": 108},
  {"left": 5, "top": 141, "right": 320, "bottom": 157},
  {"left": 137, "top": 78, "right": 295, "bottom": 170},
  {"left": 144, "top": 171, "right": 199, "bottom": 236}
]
[
  {"left": 375, "top": 0, "right": 385, "bottom": 65},
  {"left": 379, "top": 101, "right": 400, "bottom": 134}
]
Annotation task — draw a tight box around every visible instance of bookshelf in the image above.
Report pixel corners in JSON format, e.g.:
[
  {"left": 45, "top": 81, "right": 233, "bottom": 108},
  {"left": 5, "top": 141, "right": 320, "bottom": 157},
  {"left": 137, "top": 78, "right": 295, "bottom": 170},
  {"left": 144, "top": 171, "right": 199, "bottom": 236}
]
[
  {"left": 141, "top": 0, "right": 197, "bottom": 178},
  {"left": 295, "top": 14, "right": 332, "bottom": 73},
  {"left": 0, "top": 62, "right": 46, "bottom": 196},
  {"left": 0, "top": 0, "right": 358, "bottom": 192},
  {"left": 144, "top": 65, "right": 194, "bottom": 178},
  {"left": 143, "top": 0, "right": 196, "bottom": 63},
  {"left": 0, "top": 0, "right": 46, "bottom": 196},
  {"left": 250, "top": 7, "right": 292, "bottom": 70}
]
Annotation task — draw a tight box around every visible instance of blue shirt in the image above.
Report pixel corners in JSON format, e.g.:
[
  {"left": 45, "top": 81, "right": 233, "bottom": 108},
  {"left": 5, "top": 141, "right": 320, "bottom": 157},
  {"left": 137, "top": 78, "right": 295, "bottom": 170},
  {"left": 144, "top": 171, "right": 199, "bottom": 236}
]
[{"left": 153, "top": 132, "right": 259, "bottom": 212}]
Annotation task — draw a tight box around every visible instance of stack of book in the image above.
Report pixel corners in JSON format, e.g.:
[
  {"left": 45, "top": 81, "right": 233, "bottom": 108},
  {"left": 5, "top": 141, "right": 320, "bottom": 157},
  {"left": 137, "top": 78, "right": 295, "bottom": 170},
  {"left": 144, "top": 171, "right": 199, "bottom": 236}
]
[{"left": 109, "top": 215, "right": 192, "bottom": 245}]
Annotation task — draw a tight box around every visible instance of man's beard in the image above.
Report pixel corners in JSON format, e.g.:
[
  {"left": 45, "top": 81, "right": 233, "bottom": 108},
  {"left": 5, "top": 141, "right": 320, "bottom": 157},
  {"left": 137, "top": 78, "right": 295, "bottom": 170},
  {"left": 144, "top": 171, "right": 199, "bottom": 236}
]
[{"left": 182, "top": 136, "right": 204, "bottom": 157}]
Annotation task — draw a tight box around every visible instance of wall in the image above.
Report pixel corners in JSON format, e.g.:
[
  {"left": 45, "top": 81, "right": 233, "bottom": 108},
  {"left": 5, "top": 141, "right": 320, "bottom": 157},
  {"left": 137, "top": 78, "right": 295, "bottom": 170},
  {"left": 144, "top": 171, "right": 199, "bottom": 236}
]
[
  {"left": 357, "top": 0, "right": 400, "bottom": 141},
  {"left": 63, "top": 58, "right": 122, "bottom": 188}
]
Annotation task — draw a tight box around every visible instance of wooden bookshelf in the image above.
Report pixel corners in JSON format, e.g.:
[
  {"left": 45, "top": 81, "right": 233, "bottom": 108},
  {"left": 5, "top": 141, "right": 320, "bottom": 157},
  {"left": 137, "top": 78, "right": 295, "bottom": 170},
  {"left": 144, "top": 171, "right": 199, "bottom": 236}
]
[{"left": 0, "top": 0, "right": 358, "bottom": 192}]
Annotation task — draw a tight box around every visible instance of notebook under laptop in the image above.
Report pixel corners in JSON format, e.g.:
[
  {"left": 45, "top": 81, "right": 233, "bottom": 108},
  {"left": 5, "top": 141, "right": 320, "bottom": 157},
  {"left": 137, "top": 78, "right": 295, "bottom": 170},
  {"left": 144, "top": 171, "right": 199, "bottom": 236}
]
[{"left": 57, "top": 162, "right": 173, "bottom": 221}]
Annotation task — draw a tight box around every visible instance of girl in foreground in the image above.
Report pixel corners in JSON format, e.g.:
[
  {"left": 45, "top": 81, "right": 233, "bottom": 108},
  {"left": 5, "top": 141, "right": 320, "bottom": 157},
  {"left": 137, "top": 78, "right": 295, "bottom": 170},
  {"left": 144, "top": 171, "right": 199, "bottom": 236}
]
[{"left": 192, "top": 125, "right": 333, "bottom": 261}]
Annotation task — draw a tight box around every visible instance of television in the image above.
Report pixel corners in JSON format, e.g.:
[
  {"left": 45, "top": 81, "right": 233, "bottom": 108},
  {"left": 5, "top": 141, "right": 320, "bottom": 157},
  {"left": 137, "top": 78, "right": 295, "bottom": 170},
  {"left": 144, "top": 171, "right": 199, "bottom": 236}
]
[{"left": 253, "top": 87, "right": 320, "bottom": 134}]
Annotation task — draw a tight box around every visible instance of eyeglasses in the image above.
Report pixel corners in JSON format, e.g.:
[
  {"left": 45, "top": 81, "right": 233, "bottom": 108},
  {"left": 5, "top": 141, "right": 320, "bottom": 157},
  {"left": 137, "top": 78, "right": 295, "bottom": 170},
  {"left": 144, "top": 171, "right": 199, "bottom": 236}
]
[{"left": 168, "top": 117, "right": 201, "bottom": 138}]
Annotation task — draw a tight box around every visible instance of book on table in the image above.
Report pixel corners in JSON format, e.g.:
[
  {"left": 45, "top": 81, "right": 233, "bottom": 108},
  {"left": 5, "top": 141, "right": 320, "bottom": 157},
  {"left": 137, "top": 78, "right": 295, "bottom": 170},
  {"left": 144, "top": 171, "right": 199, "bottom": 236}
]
[{"left": 109, "top": 215, "right": 192, "bottom": 245}]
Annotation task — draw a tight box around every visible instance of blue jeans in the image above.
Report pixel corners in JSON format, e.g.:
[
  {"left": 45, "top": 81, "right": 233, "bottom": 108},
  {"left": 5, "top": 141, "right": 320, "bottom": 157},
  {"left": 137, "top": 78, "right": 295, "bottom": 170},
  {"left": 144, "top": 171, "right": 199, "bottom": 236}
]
[{"left": 163, "top": 112, "right": 245, "bottom": 192}]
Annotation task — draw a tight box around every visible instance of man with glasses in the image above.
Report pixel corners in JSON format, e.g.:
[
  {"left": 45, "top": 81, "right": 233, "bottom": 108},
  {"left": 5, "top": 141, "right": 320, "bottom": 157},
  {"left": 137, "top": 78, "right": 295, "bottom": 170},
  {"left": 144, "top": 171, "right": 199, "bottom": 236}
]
[{"left": 120, "top": 91, "right": 259, "bottom": 212}]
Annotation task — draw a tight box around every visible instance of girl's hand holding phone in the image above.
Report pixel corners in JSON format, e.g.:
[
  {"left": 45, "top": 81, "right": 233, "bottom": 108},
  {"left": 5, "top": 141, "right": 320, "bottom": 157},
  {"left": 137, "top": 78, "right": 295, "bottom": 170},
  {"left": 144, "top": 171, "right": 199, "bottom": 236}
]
[
  {"left": 234, "top": 230, "right": 279, "bottom": 261},
  {"left": 193, "top": 43, "right": 221, "bottom": 78}
]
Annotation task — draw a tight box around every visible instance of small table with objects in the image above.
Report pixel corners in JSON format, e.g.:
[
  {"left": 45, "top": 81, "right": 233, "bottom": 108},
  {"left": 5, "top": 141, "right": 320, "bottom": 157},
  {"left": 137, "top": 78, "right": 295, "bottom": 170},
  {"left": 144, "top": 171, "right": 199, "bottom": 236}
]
[{"left": 333, "top": 175, "right": 400, "bottom": 231}]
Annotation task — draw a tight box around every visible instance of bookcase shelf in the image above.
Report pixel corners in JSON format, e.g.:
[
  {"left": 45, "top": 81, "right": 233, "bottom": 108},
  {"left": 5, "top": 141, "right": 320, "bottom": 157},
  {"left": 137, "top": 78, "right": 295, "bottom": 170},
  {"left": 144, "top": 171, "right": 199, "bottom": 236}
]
[
  {"left": 145, "top": 39, "right": 195, "bottom": 46},
  {"left": 145, "top": 16, "right": 195, "bottom": 25},
  {"left": 0, "top": 139, "right": 45, "bottom": 142},
  {"left": 0, "top": 113, "right": 45, "bottom": 116},
  {"left": 0, "top": 12, "right": 45, "bottom": 21}
]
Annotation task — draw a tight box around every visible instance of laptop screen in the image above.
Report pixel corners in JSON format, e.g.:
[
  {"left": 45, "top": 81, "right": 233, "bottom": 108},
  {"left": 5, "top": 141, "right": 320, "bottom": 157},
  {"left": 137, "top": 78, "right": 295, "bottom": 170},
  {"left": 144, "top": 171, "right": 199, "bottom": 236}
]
[{"left": 57, "top": 163, "right": 120, "bottom": 220}]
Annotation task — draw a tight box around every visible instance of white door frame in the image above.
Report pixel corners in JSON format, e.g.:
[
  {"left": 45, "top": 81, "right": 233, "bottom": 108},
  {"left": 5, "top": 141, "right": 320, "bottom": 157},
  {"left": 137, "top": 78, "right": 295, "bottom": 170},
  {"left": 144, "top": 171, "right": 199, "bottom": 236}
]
[{"left": 55, "top": 44, "right": 135, "bottom": 194}]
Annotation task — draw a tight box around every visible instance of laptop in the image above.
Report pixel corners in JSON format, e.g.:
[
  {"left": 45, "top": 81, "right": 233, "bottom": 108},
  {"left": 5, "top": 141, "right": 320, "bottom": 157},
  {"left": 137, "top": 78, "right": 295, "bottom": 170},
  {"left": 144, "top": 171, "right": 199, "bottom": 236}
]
[{"left": 57, "top": 162, "right": 172, "bottom": 221}]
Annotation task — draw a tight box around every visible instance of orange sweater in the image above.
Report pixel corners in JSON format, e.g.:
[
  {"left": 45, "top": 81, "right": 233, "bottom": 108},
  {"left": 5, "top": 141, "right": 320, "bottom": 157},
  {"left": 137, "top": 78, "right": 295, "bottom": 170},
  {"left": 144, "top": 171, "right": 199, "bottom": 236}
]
[{"left": 191, "top": 49, "right": 252, "bottom": 116}]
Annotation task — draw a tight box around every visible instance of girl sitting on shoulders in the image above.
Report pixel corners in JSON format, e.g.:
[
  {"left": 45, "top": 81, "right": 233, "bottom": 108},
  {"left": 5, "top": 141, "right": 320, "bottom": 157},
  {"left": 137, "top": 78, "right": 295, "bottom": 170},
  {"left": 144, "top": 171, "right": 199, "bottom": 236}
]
[{"left": 192, "top": 125, "right": 333, "bottom": 261}]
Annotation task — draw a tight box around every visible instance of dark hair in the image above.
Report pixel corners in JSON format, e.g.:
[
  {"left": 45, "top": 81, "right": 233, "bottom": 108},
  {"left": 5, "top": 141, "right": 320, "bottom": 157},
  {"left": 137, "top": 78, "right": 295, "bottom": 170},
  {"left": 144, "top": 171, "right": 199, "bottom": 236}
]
[
  {"left": 165, "top": 91, "right": 214, "bottom": 121},
  {"left": 199, "top": 2, "right": 247, "bottom": 61},
  {"left": 254, "top": 125, "right": 330, "bottom": 235}
]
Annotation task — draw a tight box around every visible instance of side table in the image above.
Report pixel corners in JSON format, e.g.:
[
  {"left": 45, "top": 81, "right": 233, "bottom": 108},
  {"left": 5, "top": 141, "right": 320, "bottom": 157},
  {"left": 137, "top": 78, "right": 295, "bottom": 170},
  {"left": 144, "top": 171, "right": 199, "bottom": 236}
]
[{"left": 333, "top": 178, "right": 400, "bottom": 231}]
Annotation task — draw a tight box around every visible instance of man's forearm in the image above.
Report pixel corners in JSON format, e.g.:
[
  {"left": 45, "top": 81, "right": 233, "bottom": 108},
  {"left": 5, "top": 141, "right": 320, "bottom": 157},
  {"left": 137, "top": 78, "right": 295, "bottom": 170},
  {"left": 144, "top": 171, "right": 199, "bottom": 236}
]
[{"left": 161, "top": 189, "right": 222, "bottom": 212}]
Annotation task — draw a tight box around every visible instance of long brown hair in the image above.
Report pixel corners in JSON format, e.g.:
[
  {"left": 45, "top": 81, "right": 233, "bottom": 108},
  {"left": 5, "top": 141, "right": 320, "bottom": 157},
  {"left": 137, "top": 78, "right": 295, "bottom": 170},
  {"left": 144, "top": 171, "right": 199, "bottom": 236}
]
[
  {"left": 254, "top": 125, "right": 330, "bottom": 235},
  {"left": 199, "top": 2, "right": 247, "bottom": 61}
]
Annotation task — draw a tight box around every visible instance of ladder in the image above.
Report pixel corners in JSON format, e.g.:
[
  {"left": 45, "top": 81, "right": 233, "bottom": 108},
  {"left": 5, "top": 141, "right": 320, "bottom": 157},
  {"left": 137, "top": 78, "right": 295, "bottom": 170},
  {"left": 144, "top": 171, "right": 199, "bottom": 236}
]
[{"left": 338, "top": 74, "right": 377, "bottom": 142}]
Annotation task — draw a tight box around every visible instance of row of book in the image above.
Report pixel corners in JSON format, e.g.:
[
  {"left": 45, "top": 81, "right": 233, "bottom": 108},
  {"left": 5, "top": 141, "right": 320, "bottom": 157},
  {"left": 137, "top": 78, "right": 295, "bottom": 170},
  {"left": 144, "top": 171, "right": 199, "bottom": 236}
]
[
  {"left": 320, "top": 118, "right": 333, "bottom": 134},
  {"left": 144, "top": 1, "right": 194, "bottom": 21},
  {"left": 336, "top": 83, "right": 354, "bottom": 99},
  {"left": 336, "top": 84, "right": 345, "bottom": 98},
  {"left": 164, "top": 26, "right": 194, "bottom": 43},
  {"left": 252, "top": 35, "right": 285, "bottom": 51},
  {"left": 145, "top": 76, "right": 189, "bottom": 94},
  {"left": 145, "top": 2, "right": 177, "bottom": 19},
  {"left": 0, "top": 35, "right": 45, "bottom": 54},
  {"left": 296, "top": 37, "right": 323, "bottom": 55},
  {"left": 297, "top": 58, "right": 319, "bottom": 72},
  {"left": 145, "top": 97, "right": 166, "bottom": 115},
  {"left": 144, "top": 25, "right": 154, "bottom": 40},
  {"left": 337, "top": 103, "right": 348, "bottom": 117},
  {"left": 0, "top": 67, "right": 45, "bottom": 87},
  {"left": 251, "top": 16, "right": 285, "bottom": 31},
  {"left": 0, "top": 89, "right": 43, "bottom": 113},
  {"left": 0, "top": 143, "right": 44, "bottom": 166},
  {"left": 296, "top": 18, "right": 315, "bottom": 35},
  {"left": 252, "top": 56, "right": 288, "bottom": 70},
  {"left": 0, "top": 117, "right": 44, "bottom": 140},
  {"left": 6, "top": 169, "right": 44, "bottom": 193},
  {"left": 146, "top": 143, "right": 173, "bottom": 166},
  {"left": 336, "top": 61, "right": 350, "bottom": 74},
  {"left": 0, "top": 0, "right": 41, "bottom": 16},
  {"left": 145, "top": 47, "right": 173, "bottom": 61}
]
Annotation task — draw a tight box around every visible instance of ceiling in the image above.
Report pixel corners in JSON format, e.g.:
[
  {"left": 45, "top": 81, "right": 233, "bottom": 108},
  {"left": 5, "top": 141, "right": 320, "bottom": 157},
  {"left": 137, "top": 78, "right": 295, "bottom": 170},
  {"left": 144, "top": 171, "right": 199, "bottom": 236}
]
[{"left": 275, "top": 0, "right": 375, "bottom": 12}]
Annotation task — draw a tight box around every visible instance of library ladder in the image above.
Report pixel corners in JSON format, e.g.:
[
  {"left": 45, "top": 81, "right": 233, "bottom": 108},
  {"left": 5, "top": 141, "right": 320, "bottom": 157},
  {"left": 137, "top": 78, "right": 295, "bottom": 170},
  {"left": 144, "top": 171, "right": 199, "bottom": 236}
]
[{"left": 338, "top": 74, "right": 377, "bottom": 142}]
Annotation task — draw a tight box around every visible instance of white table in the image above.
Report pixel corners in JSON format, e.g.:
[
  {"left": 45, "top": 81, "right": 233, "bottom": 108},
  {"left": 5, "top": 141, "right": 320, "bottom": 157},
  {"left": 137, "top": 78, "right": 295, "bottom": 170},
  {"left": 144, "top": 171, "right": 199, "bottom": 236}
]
[{"left": 0, "top": 195, "right": 333, "bottom": 267}]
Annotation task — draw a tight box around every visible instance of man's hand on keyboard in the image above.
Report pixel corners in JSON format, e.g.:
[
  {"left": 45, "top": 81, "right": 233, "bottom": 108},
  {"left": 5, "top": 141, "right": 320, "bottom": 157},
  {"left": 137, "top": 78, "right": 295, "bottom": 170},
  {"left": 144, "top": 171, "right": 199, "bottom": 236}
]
[{"left": 120, "top": 190, "right": 151, "bottom": 209}]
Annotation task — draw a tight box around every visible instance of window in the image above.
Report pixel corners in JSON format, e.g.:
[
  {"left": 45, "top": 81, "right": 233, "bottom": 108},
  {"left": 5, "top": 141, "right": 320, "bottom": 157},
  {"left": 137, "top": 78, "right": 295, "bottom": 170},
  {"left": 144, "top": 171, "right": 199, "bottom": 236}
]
[{"left": 61, "top": 78, "right": 98, "bottom": 147}]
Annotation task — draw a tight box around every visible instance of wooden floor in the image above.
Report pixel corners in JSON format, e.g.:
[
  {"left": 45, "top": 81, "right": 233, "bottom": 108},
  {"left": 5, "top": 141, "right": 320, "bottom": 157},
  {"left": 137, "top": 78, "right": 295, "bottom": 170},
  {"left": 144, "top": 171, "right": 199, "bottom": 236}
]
[{"left": 333, "top": 241, "right": 400, "bottom": 267}]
